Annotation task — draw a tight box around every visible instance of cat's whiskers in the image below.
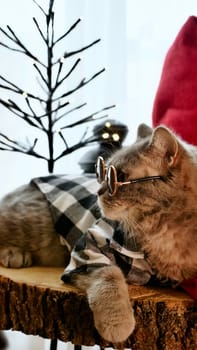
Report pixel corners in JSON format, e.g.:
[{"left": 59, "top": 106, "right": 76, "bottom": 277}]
[{"left": 122, "top": 215, "right": 146, "bottom": 250}]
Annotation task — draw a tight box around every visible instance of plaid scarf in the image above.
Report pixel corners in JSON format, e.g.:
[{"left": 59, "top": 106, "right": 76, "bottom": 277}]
[{"left": 32, "top": 174, "right": 153, "bottom": 285}]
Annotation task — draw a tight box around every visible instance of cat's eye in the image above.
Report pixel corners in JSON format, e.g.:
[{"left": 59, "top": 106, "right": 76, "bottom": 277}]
[
  {"left": 96, "top": 156, "right": 164, "bottom": 196},
  {"left": 117, "top": 171, "right": 125, "bottom": 182}
]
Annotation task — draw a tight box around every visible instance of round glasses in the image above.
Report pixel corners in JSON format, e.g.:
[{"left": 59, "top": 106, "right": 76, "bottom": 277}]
[{"left": 95, "top": 156, "right": 164, "bottom": 196}]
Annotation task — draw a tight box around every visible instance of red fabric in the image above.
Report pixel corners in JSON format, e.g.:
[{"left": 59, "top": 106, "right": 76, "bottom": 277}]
[
  {"left": 152, "top": 16, "right": 197, "bottom": 300},
  {"left": 152, "top": 16, "right": 197, "bottom": 146},
  {"left": 181, "top": 279, "right": 197, "bottom": 300}
]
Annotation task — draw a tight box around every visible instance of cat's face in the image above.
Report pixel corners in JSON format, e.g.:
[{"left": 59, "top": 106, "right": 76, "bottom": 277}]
[{"left": 97, "top": 123, "right": 195, "bottom": 227}]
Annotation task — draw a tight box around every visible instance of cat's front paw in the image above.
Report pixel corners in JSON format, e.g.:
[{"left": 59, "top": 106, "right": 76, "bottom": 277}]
[
  {"left": 87, "top": 265, "right": 135, "bottom": 343},
  {"left": 0, "top": 247, "right": 32, "bottom": 268},
  {"left": 93, "top": 299, "right": 135, "bottom": 343}
]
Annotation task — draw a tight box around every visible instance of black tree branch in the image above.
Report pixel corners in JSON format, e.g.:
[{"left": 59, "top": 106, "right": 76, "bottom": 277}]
[
  {"left": 0, "top": 0, "right": 116, "bottom": 173},
  {"left": 54, "top": 18, "right": 81, "bottom": 46}
]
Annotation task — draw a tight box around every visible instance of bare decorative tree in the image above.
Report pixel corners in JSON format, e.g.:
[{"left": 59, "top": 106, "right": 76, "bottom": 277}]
[{"left": 0, "top": 0, "right": 115, "bottom": 173}]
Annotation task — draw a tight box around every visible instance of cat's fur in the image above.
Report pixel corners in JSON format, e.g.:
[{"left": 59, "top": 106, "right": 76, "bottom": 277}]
[
  {"left": 0, "top": 124, "right": 197, "bottom": 344},
  {"left": 0, "top": 183, "right": 69, "bottom": 268},
  {"left": 97, "top": 123, "right": 197, "bottom": 282}
]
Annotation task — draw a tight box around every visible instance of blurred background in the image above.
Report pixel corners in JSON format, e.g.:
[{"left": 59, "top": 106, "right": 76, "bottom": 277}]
[
  {"left": 1, "top": 0, "right": 197, "bottom": 198},
  {"left": 1, "top": 0, "right": 197, "bottom": 348}
]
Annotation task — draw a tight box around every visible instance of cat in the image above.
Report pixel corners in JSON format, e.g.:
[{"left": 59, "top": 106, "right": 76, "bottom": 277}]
[
  {"left": 97, "top": 123, "right": 197, "bottom": 283},
  {"left": 62, "top": 123, "right": 197, "bottom": 342},
  {"left": 0, "top": 123, "right": 197, "bottom": 344}
]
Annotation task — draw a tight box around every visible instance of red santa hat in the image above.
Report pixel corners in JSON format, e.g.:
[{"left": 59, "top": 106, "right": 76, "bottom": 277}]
[
  {"left": 152, "top": 16, "right": 197, "bottom": 146},
  {"left": 152, "top": 16, "right": 197, "bottom": 300}
]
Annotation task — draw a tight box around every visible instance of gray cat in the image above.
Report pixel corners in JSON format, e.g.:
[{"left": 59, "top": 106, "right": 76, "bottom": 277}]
[{"left": 0, "top": 123, "right": 197, "bottom": 344}]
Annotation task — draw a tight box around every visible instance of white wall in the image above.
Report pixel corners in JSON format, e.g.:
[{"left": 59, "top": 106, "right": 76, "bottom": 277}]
[
  {"left": 0, "top": 0, "right": 127, "bottom": 196},
  {"left": 1, "top": 1, "right": 197, "bottom": 197}
]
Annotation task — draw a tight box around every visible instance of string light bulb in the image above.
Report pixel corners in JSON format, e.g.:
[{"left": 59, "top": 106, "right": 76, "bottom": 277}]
[
  {"left": 112, "top": 133, "right": 120, "bottom": 142},
  {"left": 22, "top": 91, "right": 28, "bottom": 98},
  {"left": 105, "top": 121, "right": 111, "bottom": 128},
  {"left": 102, "top": 132, "right": 110, "bottom": 139},
  {"left": 60, "top": 56, "right": 65, "bottom": 63},
  {"left": 92, "top": 114, "right": 101, "bottom": 120}
]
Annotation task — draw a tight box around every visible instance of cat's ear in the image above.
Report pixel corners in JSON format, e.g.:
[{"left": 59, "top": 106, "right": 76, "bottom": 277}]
[
  {"left": 136, "top": 124, "right": 153, "bottom": 140},
  {"left": 149, "top": 126, "right": 180, "bottom": 167}
]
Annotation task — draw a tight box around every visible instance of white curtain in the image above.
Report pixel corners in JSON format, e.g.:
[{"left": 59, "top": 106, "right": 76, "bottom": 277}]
[
  {"left": 1, "top": 0, "right": 197, "bottom": 196},
  {"left": 0, "top": 0, "right": 128, "bottom": 196}
]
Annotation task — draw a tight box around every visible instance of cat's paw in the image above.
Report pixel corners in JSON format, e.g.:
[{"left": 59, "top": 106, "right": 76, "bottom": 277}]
[
  {"left": 87, "top": 265, "right": 135, "bottom": 343},
  {"left": 0, "top": 247, "right": 32, "bottom": 268},
  {"left": 93, "top": 299, "right": 135, "bottom": 343}
]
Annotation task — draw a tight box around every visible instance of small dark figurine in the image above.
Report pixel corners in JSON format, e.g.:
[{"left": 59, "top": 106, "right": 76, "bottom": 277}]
[{"left": 79, "top": 119, "right": 128, "bottom": 173}]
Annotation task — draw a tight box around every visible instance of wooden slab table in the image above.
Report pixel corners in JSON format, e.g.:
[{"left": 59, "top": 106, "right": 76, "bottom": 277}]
[{"left": 0, "top": 266, "right": 196, "bottom": 350}]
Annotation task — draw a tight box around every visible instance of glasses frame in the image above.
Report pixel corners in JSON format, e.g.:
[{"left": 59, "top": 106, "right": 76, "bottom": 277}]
[
  {"left": 95, "top": 156, "right": 106, "bottom": 184},
  {"left": 96, "top": 156, "right": 164, "bottom": 196}
]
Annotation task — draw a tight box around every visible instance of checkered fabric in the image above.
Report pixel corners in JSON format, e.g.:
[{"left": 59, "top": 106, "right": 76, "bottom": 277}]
[
  {"left": 32, "top": 174, "right": 100, "bottom": 249},
  {"left": 32, "top": 174, "right": 153, "bottom": 285}
]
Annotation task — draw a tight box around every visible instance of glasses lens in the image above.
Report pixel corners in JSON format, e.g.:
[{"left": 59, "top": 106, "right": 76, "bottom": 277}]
[
  {"left": 107, "top": 165, "right": 117, "bottom": 195},
  {"left": 95, "top": 156, "right": 105, "bottom": 183}
]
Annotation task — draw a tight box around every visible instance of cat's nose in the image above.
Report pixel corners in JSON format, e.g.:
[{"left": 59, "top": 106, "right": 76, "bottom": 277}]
[{"left": 97, "top": 184, "right": 107, "bottom": 196}]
